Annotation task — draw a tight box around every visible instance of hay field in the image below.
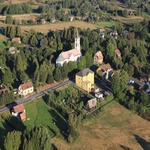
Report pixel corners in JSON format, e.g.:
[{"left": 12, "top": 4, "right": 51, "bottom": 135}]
[
  {"left": 113, "top": 16, "right": 144, "bottom": 23},
  {"left": 52, "top": 101, "right": 150, "bottom": 150},
  {"left": 21, "top": 21, "right": 101, "bottom": 33}
]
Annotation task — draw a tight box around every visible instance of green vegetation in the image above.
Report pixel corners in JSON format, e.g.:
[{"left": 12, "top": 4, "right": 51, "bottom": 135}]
[
  {"left": 96, "top": 21, "right": 115, "bottom": 28},
  {"left": 24, "top": 99, "right": 67, "bottom": 136}
]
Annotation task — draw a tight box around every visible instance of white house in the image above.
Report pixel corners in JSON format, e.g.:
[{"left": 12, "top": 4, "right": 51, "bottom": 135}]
[
  {"left": 95, "top": 92, "right": 103, "bottom": 99},
  {"left": 18, "top": 81, "right": 34, "bottom": 96},
  {"left": 56, "top": 31, "right": 82, "bottom": 67}
]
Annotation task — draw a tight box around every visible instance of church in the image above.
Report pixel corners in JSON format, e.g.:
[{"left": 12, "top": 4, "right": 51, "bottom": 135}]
[{"left": 56, "top": 31, "right": 82, "bottom": 67}]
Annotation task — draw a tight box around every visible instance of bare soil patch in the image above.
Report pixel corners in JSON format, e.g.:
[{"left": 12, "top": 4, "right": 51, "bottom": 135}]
[
  {"left": 52, "top": 101, "right": 150, "bottom": 150},
  {"left": 21, "top": 21, "right": 101, "bottom": 33}
]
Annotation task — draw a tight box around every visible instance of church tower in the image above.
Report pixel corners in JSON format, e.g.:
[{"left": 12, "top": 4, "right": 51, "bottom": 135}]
[{"left": 75, "top": 30, "right": 80, "bottom": 52}]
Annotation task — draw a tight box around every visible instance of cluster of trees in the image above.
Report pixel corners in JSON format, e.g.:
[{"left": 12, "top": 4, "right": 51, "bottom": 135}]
[
  {"left": 44, "top": 85, "right": 88, "bottom": 142},
  {"left": 0, "top": 91, "right": 14, "bottom": 106},
  {"left": 3, "top": 126, "right": 52, "bottom": 150},
  {"left": 0, "top": 4, "right": 32, "bottom": 15}
]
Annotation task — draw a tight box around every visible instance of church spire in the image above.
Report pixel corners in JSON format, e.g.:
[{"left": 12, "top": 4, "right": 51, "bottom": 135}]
[{"left": 75, "top": 30, "right": 80, "bottom": 51}]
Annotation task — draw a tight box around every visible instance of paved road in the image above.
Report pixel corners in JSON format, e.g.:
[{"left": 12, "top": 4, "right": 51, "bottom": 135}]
[{"left": 0, "top": 80, "right": 73, "bottom": 113}]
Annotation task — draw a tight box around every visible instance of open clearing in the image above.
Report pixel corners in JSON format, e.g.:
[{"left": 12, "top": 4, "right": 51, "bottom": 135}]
[
  {"left": 21, "top": 21, "right": 101, "bottom": 33},
  {"left": 52, "top": 101, "right": 150, "bottom": 150},
  {"left": 113, "top": 16, "right": 144, "bottom": 23}
]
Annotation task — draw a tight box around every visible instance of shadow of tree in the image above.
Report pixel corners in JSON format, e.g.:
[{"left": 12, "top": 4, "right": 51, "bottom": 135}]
[
  {"left": 120, "top": 144, "right": 132, "bottom": 150},
  {"left": 52, "top": 143, "right": 58, "bottom": 150},
  {"left": 48, "top": 109, "right": 69, "bottom": 139},
  {"left": 0, "top": 120, "right": 14, "bottom": 149},
  {"left": 134, "top": 134, "right": 150, "bottom": 150}
]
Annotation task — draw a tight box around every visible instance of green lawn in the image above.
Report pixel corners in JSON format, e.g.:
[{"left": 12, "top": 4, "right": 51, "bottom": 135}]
[
  {"left": 0, "top": 40, "right": 7, "bottom": 49},
  {"left": 24, "top": 99, "right": 68, "bottom": 136},
  {"left": 96, "top": 21, "right": 115, "bottom": 28}
]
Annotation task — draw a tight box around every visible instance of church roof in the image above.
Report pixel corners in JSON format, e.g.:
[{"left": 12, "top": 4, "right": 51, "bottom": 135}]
[{"left": 58, "top": 49, "right": 81, "bottom": 61}]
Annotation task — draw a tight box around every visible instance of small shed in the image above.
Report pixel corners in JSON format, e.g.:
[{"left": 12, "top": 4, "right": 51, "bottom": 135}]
[{"left": 86, "top": 98, "right": 97, "bottom": 109}]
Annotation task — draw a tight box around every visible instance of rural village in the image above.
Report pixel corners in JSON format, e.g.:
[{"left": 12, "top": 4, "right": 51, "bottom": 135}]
[{"left": 0, "top": 0, "right": 150, "bottom": 150}]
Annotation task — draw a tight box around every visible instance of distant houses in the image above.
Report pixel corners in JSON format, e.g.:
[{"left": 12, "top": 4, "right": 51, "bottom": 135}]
[
  {"left": 18, "top": 81, "right": 34, "bottom": 96},
  {"left": 94, "top": 51, "right": 103, "bottom": 65},
  {"left": 12, "top": 104, "right": 26, "bottom": 121},
  {"left": 115, "top": 49, "right": 121, "bottom": 58},
  {"left": 11, "top": 37, "right": 21, "bottom": 43},
  {"left": 76, "top": 68, "right": 94, "bottom": 93},
  {"left": 0, "top": 88, "right": 9, "bottom": 94},
  {"left": 9, "top": 47, "right": 20, "bottom": 54}
]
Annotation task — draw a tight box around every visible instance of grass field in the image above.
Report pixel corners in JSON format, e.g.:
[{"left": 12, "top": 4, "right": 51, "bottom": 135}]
[
  {"left": 52, "top": 101, "right": 150, "bottom": 150},
  {"left": 24, "top": 99, "right": 68, "bottom": 136},
  {"left": 21, "top": 21, "right": 101, "bottom": 33},
  {"left": 96, "top": 21, "right": 115, "bottom": 29}
]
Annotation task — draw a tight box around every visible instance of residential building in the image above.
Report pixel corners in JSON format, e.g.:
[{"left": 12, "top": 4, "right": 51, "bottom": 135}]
[
  {"left": 50, "top": 18, "right": 56, "bottom": 23},
  {"left": 97, "top": 63, "right": 113, "bottom": 80},
  {"left": 11, "top": 37, "right": 21, "bottom": 43},
  {"left": 9, "top": 47, "right": 20, "bottom": 54},
  {"left": 31, "top": 17, "right": 36, "bottom": 23},
  {"left": 76, "top": 68, "right": 94, "bottom": 92},
  {"left": 41, "top": 18, "right": 46, "bottom": 24},
  {"left": 86, "top": 98, "right": 97, "bottom": 109},
  {"left": 94, "top": 51, "right": 103, "bottom": 65},
  {"left": 70, "top": 16, "right": 74, "bottom": 21},
  {"left": 110, "top": 31, "right": 118, "bottom": 39},
  {"left": 18, "top": 81, "right": 34, "bottom": 96},
  {"left": 56, "top": 31, "right": 82, "bottom": 67},
  {"left": 12, "top": 104, "right": 26, "bottom": 121},
  {"left": 115, "top": 49, "right": 121, "bottom": 58},
  {"left": 95, "top": 92, "right": 103, "bottom": 99},
  {"left": 0, "top": 88, "right": 8, "bottom": 94}
]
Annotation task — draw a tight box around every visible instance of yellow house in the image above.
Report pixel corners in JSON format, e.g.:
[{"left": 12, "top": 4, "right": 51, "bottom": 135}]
[{"left": 76, "top": 68, "right": 94, "bottom": 92}]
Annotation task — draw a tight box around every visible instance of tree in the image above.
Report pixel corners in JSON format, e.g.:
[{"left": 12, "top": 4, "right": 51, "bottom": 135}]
[
  {"left": 4, "top": 131, "right": 22, "bottom": 150},
  {"left": 54, "top": 67, "right": 61, "bottom": 82},
  {"left": 85, "top": 52, "right": 93, "bottom": 68},
  {"left": 9, "top": 26, "right": 16, "bottom": 38},
  {"left": 16, "top": 26, "right": 22, "bottom": 37},
  {"left": 2, "top": 67, "right": 13, "bottom": 86},
  {"left": 22, "top": 126, "right": 52, "bottom": 150},
  {"left": 39, "top": 62, "right": 49, "bottom": 83},
  {"left": 78, "top": 56, "right": 86, "bottom": 70},
  {"left": 111, "top": 70, "right": 128, "bottom": 94},
  {"left": 46, "top": 72, "right": 54, "bottom": 84},
  {"left": 111, "top": 72, "right": 120, "bottom": 94},
  {"left": 30, "top": 35, "right": 38, "bottom": 46},
  {"left": 5, "top": 15, "right": 13, "bottom": 24}
]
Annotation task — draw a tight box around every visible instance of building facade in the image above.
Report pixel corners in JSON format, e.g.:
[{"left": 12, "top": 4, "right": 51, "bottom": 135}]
[
  {"left": 18, "top": 81, "right": 34, "bottom": 96},
  {"left": 76, "top": 68, "right": 94, "bottom": 92},
  {"left": 94, "top": 51, "right": 103, "bottom": 65}
]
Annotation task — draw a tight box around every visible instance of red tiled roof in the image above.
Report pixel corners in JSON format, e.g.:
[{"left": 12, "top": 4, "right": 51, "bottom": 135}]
[
  {"left": 13, "top": 104, "right": 25, "bottom": 113},
  {"left": 95, "top": 51, "right": 103, "bottom": 59},
  {"left": 20, "top": 112, "right": 26, "bottom": 121},
  {"left": 115, "top": 49, "right": 121, "bottom": 55},
  {"left": 19, "top": 81, "right": 33, "bottom": 90},
  {"left": 0, "top": 88, "right": 9, "bottom": 93},
  {"left": 12, "top": 37, "right": 21, "bottom": 43},
  {"left": 99, "top": 63, "right": 112, "bottom": 72}
]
